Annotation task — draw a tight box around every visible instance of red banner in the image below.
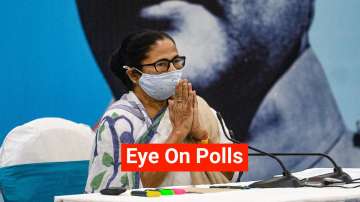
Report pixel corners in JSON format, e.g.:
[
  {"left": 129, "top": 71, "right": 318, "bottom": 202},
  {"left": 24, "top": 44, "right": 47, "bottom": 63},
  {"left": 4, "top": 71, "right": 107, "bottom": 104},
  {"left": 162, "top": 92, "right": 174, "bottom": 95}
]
[{"left": 121, "top": 144, "right": 248, "bottom": 172}]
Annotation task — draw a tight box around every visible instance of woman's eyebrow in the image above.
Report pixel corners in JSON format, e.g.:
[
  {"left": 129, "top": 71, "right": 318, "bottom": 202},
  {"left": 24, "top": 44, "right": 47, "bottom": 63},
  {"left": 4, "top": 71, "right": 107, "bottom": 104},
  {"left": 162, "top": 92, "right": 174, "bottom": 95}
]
[{"left": 155, "top": 55, "right": 180, "bottom": 62}]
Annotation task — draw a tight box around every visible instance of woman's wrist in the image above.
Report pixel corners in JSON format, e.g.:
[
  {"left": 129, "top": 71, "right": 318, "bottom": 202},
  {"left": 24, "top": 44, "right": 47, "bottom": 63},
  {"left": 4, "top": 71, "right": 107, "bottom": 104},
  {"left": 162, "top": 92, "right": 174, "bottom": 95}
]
[
  {"left": 167, "top": 129, "right": 188, "bottom": 143},
  {"left": 190, "top": 129, "right": 209, "bottom": 144},
  {"left": 191, "top": 128, "right": 208, "bottom": 140}
]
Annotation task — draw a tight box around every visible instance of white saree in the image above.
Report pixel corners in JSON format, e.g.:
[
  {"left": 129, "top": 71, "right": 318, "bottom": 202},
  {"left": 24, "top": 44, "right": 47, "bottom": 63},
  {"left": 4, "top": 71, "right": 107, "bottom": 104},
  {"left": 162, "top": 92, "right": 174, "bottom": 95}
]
[{"left": 85, "top": 91, "right": 237, "bottom": 193}]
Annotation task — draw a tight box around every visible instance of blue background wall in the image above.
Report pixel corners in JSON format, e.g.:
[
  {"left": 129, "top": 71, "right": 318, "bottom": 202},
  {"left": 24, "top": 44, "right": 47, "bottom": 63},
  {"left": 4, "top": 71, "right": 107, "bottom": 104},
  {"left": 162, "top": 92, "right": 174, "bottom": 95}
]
[
  {"left": 0, "top": 0, "right": 359, "bottom": 144},
  {"left": 0, "top": 1, "right": 112, "bottom": 143},
  {"left": 310, "top": 0, "right": 360, "bottom": 132}
]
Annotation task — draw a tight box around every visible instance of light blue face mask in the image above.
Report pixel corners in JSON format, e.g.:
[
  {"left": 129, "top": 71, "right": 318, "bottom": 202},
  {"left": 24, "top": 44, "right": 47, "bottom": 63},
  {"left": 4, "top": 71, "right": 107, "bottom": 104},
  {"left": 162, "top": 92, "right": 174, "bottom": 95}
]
[{"left": 123, "top": 66, "right": 183, "bottom": 101}]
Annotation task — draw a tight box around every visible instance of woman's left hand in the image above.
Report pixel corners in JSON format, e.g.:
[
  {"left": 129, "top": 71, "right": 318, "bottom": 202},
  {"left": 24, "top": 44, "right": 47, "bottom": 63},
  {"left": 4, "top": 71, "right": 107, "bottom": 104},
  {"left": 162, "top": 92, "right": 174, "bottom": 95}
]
[{"left": 190, "top": 91, "right": 208, "bottom": 141}]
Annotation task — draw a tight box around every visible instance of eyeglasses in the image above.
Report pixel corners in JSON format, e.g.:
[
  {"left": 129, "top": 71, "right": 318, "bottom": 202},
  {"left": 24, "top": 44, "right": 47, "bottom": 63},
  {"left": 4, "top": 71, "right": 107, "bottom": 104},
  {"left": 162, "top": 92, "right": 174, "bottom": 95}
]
[{"left": 138, "top": 56, "right": 186, "bottom": 73}]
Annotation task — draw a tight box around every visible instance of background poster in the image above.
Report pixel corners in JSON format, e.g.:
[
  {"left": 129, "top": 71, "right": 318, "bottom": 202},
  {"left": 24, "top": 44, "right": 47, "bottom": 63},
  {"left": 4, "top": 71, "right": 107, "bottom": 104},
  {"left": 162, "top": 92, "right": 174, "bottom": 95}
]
[{"left": 1, "top": 0, "right": 359, "bottom": 180}]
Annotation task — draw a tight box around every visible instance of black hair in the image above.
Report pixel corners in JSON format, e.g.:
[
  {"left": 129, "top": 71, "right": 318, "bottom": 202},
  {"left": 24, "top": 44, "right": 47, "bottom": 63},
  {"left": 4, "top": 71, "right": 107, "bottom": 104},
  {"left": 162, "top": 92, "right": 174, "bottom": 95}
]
[{"left": 110, "top": 30, "right": 176, "bottom": 90}]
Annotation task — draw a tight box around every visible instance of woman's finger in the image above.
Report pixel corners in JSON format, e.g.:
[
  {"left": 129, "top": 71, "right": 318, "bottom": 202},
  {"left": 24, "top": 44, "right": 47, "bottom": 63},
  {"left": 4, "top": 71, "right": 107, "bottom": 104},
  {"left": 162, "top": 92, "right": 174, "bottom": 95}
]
[
  {"left": 188, "top": 89, "right": 194, "bottom": 111},
  {"left": 193, "top": 90, "right": 197, "bottom": 109},
  {"left": 168, "top": 99, "right": 173, "bottom": 111},
  {"left": 178, "top": 80, "right": 185, "bottom": 101},
  {"left": 182, "top": 80, "right": 188, "bottom": 101},
  {"left": 188, "top": 83, "right": 193, "bottom": 101},
  {"left": 174, "top": 81, "right": 181, "bottom": 99}
]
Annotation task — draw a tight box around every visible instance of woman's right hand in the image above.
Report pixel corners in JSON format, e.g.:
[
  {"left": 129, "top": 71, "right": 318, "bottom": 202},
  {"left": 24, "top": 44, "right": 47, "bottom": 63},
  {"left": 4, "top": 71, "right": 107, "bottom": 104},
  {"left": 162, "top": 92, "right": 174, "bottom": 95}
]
[{"left": 168, "top": 79, "right": 195, "bottom": 141}]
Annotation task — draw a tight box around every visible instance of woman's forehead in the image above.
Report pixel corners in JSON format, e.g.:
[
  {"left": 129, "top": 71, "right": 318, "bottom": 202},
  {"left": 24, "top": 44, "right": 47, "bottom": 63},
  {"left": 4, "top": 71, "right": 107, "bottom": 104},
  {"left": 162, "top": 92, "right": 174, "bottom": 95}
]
[{"left": 143, "top": 38, "right": 178, "bottom": 63}]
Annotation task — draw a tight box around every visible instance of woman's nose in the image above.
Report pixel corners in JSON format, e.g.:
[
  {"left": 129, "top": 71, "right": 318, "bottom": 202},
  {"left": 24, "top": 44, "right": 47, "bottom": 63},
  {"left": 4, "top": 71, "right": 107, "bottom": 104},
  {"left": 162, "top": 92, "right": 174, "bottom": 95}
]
[{"left": 168, "top": 62, "right": 177, "bottom": 72}]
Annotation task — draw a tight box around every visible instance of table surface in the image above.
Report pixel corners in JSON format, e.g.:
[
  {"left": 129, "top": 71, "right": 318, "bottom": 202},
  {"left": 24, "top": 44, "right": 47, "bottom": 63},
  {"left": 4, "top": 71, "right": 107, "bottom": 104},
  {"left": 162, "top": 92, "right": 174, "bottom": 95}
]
[{"left": 55, "top": 168, "right": 360, "bottom": 202}]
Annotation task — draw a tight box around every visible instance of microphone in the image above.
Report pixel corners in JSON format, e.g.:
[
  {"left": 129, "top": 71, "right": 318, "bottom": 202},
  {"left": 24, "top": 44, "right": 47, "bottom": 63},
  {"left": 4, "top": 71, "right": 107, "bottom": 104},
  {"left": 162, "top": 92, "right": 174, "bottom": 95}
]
[
  {"left": 216, "top": 112, "right": 303, "bottom": 188},
  {"left": 249, "top": 153, "right": 352, "bottom": 183},
  {"left": 353, "top": 120, "right": 360, "bottom": 147}
]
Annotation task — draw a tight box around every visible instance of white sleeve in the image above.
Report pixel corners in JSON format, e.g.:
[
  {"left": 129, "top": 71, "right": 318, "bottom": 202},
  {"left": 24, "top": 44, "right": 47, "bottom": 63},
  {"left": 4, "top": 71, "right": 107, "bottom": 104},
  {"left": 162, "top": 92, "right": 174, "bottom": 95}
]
[{"left": 85, "top": 109, "right": 137, "bottom": 192}]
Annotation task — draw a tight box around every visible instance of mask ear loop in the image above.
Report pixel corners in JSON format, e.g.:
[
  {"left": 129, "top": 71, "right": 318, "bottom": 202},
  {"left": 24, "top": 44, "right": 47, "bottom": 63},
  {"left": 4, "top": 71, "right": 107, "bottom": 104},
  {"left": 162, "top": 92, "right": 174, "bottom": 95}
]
[
  {"left": 123, "top": 65, "right": 143, "bottom": 84},
  {"left": 123, "top": 65, "right": 143, "bottom": 74},
  {"left": 122, "top": 65, "right": 130, "bottom": 70}
]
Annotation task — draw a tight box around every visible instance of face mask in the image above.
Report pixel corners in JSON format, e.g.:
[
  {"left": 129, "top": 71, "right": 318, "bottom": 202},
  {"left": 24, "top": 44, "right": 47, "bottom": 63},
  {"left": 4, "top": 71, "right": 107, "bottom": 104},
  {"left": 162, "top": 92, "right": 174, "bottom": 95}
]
[{"left": 123, "top": 66, "right": 183, "bottom": 101}]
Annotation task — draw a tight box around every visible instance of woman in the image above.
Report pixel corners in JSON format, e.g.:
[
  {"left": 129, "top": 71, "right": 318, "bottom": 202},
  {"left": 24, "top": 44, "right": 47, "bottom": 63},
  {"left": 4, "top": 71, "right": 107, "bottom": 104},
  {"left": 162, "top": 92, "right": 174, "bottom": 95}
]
[{"left": 85, "top": 30, "right": 235, "bottom": 192}]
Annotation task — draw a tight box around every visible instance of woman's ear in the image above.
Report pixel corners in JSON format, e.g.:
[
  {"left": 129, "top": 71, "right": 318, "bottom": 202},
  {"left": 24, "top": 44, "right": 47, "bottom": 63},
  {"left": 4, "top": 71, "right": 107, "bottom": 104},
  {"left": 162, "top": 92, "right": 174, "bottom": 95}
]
[{"left": 126, "top": 69, "right": 141, "bottom": 84}]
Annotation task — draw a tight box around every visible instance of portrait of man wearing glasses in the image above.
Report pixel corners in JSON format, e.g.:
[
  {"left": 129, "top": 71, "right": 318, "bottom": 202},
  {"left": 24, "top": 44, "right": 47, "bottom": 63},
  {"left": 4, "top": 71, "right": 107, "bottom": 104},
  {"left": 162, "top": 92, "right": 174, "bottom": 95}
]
[{"left": 76, "top": 0, "right": 360, "bottom": 181}]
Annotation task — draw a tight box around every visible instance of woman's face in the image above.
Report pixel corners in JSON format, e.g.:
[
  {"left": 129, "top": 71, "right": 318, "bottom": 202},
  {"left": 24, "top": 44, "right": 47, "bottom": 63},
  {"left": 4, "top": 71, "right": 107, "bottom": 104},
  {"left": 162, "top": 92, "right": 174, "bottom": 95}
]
[{"left": 140, "top": 38, "right": 179, "bottom": 75}]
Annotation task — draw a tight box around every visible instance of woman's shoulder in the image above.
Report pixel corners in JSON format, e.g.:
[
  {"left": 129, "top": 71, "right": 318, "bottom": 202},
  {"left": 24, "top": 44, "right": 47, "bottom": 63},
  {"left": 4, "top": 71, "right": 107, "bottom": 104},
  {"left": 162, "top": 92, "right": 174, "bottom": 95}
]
[
  {"left": 196, "top": 95, "right": 215, "bottom": 112},
  {"left": 101, "top": 93, "right": 146, "bottom": 122}
]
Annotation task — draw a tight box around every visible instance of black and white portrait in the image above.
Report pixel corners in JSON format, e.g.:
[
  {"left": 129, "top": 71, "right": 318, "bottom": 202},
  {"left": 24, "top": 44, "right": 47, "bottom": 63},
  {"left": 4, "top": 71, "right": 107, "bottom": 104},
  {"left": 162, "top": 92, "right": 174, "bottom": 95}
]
[{"left": 76, "top": 0, "right": 360, "bottom": 180}]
